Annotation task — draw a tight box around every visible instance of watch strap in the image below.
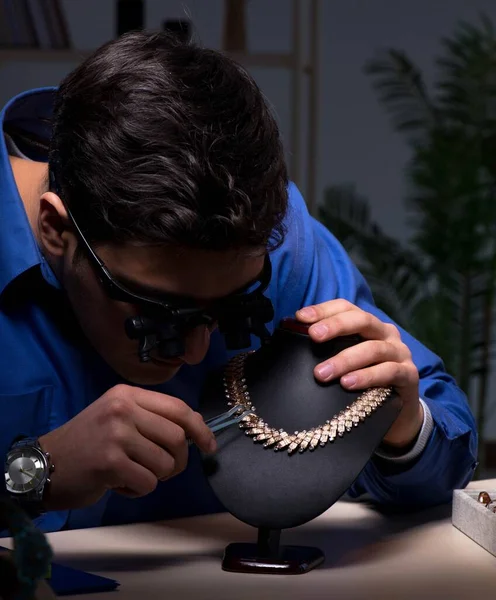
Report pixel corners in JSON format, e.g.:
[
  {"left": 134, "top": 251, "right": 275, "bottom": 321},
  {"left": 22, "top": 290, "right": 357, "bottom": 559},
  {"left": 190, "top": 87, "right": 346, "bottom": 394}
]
[
  {"left": 8, "top": 497, "right": 45, "bottom": 520},
  {"left": 11, "top": 436, "right": 43, "bottom": 451}
]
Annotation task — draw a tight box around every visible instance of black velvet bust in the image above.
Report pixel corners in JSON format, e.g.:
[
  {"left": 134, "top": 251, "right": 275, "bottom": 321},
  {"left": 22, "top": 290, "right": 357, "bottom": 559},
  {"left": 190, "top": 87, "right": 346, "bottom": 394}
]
[{"left": 198, "top": 318, "right": 402, "bottom": 572}]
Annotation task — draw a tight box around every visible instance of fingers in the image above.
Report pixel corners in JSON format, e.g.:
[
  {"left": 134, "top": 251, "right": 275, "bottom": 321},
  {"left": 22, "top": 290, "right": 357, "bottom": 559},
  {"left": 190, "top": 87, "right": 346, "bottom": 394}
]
[
  {"left": 297, "top": 301, "right": 401, "bottom": 343},
  {"left": 102, "top": 394, "right": 195, "bottom": 495},
  {"left": 310, "top": 310, "right": 396, "bottom": 343},
  {"left": 295, "top": 301, "right": 417, "bottom": 391},
  {"left": 106, "top": 453, "right": 160, "bottom": 498},
  {"left": 133, "top": 405, "right": 189, "bottom": 479},
  {"left": 119, "top": 385, "right": 216, "bottom": 454},
  {"left": 297, "top": 299, "right": 355, "bottom": 322},
  {"left": 315, "top": 339, "right": 410, "bottom": 381},
  {"left": 340, "top": 361, "right": 418, "bottom": 391}
]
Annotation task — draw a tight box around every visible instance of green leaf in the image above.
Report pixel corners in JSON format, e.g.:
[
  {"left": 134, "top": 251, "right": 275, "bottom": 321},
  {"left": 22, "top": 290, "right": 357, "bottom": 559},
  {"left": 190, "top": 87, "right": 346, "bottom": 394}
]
[
  {"left": 319, "top": 184, "right": 426, "bottom": 328},
  {"left": 363, "top": 49, "right": 439, "bottom": 141},
  {"left": 318, "top": 14, "right": 496, "bottom": 409}
]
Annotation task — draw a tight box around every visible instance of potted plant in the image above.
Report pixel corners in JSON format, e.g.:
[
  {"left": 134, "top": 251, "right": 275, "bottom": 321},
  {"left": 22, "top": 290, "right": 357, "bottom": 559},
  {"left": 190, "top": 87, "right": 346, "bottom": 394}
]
[
  {"left": 319, "top": 14, "right": 496, "bottom": 471},
  {"left": 0, "top": 497, "right": 54, "bottom": 600}
]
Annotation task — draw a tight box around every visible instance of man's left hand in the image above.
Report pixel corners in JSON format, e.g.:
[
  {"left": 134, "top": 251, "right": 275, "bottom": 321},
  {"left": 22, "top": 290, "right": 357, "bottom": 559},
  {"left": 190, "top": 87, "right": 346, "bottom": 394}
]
[{"left": 296, "top": 299, "right": 423, "bottom": 450}]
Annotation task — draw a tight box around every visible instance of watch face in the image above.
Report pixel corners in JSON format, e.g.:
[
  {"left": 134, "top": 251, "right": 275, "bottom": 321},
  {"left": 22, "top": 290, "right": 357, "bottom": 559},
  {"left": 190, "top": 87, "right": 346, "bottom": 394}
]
[{"left": 5, "top": 448, "right": 46, "bottom": 494}]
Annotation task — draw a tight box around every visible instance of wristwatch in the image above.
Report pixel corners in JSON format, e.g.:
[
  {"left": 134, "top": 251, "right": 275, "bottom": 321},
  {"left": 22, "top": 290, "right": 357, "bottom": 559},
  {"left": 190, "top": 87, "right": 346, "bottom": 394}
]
[{"left": 4, "top": 437, "right": 54, "bottom": 516}]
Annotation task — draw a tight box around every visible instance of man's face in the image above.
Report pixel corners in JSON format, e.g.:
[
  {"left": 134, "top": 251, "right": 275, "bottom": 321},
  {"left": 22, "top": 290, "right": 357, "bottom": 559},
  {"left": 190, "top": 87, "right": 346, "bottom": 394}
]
[{"left": 38, "top": 197, "right": 266, "bottom": 385}]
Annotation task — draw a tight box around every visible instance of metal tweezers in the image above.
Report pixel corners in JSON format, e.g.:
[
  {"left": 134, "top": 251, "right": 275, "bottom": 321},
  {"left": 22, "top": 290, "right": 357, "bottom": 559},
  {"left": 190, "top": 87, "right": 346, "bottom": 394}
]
[{"left": 188, "top": 405, "right": 252, "bottom": 446}]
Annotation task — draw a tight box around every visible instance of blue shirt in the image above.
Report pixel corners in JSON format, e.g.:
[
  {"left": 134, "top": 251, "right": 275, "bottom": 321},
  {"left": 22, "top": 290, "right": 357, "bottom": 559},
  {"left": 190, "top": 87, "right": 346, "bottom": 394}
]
[{"left": 0, "top": 88, "right": 478, "bottom": 533}]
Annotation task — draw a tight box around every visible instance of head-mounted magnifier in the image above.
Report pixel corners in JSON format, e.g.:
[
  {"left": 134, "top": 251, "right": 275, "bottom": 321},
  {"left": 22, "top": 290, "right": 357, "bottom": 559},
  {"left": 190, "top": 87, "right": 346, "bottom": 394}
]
[{"left": 49, "top": 171, "right": 275, "bottom": 362}]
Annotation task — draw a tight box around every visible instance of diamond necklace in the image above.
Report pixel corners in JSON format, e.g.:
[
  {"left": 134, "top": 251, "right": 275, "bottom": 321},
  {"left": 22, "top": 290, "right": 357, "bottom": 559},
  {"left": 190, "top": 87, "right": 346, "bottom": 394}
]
[{"left": 223, "top": 352, "right": 393, "bottom": 454}]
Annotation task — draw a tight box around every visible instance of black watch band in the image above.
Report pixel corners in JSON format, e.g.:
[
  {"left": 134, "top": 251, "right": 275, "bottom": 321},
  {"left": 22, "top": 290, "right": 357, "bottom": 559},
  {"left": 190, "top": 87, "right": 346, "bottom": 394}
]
[{"left": 8, "top": 497, "right": 45, "bottom": 520}]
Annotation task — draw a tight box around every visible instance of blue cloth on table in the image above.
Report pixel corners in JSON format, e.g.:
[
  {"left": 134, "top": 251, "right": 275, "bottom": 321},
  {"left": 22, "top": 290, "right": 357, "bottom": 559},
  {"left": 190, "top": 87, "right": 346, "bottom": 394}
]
[
  {"left": 47, "top": 561, "right": 119, "bottom": 596},
  {"left": 0, "top": 546, "right": 118, "bottom": 596}
]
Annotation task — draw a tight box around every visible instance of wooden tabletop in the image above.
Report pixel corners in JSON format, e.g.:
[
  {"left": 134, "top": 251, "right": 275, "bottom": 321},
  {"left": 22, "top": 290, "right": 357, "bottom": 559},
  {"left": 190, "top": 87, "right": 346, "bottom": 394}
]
[{"left": 5, "top": 479, "right": 496, "bottom": 599}]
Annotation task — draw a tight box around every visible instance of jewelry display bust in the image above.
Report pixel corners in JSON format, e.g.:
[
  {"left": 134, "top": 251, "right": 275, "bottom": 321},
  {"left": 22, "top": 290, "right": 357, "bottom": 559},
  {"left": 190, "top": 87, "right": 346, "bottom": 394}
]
[{"left": 199, "top": 317, "right": 402, "bottom": 573}]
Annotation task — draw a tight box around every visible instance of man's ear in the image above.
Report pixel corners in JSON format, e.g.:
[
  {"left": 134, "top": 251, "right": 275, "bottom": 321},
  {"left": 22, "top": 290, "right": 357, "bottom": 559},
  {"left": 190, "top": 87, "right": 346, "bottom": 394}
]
[{"left": 38, "top": 192, "right": 73, "bottom": 257}]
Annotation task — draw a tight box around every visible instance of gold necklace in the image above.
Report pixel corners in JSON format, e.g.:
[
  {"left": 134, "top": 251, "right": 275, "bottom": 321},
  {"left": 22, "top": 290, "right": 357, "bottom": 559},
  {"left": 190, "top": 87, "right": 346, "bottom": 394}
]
[{"left": 223, "top": 352, "right": 393, "bottom": 454}]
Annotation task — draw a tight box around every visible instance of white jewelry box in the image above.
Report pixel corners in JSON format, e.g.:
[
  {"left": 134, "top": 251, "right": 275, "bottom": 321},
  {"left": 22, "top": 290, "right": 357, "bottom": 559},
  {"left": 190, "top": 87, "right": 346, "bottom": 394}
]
[{"left": 452, "top": 489, "right": 496, "bottom": 557}]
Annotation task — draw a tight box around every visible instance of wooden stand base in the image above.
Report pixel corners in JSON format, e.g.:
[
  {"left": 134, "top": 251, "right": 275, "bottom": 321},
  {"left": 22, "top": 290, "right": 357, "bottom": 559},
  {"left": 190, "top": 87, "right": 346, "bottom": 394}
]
[{"left": 221, "top": 528, "right": 325, "bottom": 575}]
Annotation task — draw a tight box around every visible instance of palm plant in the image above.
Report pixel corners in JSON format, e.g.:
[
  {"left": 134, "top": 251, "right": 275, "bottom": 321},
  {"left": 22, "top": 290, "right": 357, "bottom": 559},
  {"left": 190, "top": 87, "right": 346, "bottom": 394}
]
[{"left": 319, "top": 14, "right": 496, "bottom": 464}]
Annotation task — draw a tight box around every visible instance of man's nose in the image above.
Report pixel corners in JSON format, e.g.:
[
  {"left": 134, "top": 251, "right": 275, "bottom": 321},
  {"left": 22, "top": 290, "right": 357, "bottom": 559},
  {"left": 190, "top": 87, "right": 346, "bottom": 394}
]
[{"left": 181, "top": 325, "right": 212, "bottom": 365}]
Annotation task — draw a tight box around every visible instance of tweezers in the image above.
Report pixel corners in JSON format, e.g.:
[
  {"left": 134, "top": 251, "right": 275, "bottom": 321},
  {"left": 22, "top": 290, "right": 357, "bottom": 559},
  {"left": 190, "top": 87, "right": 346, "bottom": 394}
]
[{"left": 188, "top": 405, "right": 252, "bottom": 446}]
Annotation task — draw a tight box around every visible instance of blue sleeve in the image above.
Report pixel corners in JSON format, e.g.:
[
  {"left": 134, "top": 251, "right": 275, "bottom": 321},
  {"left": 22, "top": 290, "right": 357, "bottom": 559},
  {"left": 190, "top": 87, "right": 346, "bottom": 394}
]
[{"left": 269, "top": 183, "right": 478, "bottom": 508}]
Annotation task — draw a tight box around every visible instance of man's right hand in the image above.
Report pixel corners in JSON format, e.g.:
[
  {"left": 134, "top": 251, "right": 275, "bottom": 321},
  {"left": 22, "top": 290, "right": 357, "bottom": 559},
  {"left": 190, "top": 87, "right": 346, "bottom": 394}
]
[{"left": 38, "top": 384, "right": 217, "bottom": 510}]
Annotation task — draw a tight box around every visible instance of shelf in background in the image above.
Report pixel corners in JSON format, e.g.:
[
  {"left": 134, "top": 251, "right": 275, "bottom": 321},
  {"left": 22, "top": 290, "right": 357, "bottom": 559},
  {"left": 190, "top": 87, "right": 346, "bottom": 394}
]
[
  {"left": 0, "top": 48, "right": 311, "bottom": 71},
  {"left": 0, "top": 48, "right": 91, "bottom": 63},
  {"left": 228, "top": 51, "right": 295, "bottom": 69}
]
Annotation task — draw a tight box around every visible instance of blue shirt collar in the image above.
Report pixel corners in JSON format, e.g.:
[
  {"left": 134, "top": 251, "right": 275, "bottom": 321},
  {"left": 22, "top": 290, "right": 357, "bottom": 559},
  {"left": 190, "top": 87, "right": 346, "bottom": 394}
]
[{"left": 0, "top": 87, "right": 60, "bottom": 297}]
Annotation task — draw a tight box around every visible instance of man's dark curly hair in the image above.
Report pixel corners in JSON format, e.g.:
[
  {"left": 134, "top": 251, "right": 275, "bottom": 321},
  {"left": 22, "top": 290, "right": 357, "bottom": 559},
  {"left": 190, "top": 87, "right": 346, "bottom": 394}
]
[{"left": 49, "top": 30, "right": 289, "bottom": 254}]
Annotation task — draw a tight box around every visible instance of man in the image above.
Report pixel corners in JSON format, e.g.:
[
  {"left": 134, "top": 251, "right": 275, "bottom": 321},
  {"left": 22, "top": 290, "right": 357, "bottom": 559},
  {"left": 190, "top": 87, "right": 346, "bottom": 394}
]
[{"left": 0, "top": 31, "right": 477, "bottom": 534}]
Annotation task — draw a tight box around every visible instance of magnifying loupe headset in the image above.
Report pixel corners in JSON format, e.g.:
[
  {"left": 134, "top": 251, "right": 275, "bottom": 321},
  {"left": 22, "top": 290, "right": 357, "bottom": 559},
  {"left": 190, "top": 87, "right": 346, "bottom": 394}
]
[{"left": 49, "top": 170, "right": 275, "bottom": 362}]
